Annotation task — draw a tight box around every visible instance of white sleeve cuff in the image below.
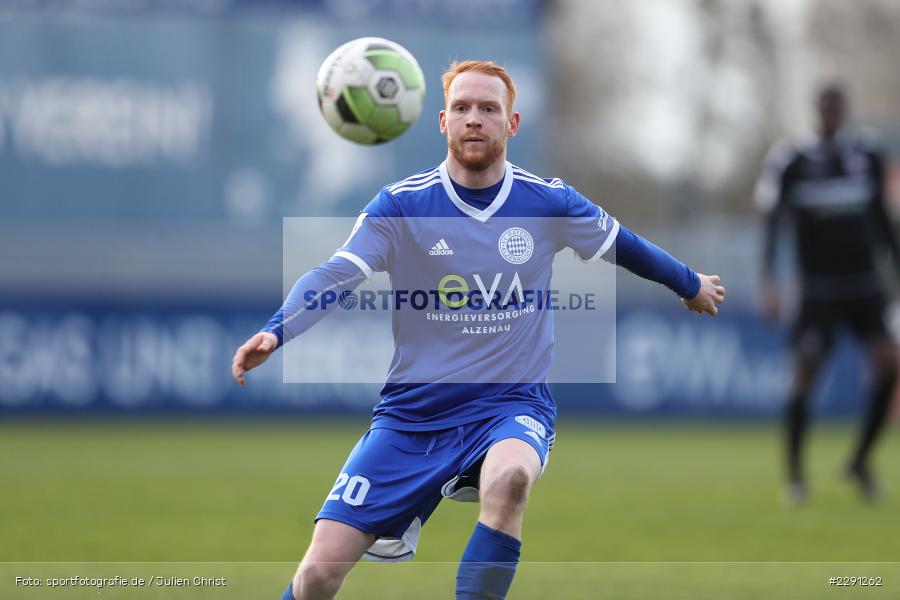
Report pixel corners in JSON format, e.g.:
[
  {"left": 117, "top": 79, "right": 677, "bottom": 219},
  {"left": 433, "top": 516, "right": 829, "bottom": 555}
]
[
  {"left": 578, "top": 219, "right": 620, "bottom": 263},
  {"left": 333, "top": 250, "right": 374, "bottom": 278}
]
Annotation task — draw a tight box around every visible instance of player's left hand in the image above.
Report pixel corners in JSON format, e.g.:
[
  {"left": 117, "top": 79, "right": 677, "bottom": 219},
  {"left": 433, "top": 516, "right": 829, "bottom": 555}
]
[{"left": 682, "top": 274, "right": 725, "bottom": 316}]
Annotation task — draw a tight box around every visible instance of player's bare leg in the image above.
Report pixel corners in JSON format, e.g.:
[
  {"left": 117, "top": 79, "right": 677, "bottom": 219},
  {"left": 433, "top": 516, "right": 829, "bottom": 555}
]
[
  {"left": 784, "top": 342, "right": 827, "bottom": 506},
  {"left": 846, "top": 337, "right": 898, "bottom": 501},
  {"left": 455, "top": 438, "right": 542, "bottom": 599},
  {"left": 478, "top": 438, "right": 542, "bottom": 537},
  {"left": 286, "top": 519, "right": 376, "bottom": 600}
]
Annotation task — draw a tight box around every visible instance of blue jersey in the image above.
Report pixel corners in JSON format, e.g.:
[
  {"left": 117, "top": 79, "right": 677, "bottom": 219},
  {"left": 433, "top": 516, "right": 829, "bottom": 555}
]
[{"left": 336, "top": 161, "right": 619, "bottom": 430}]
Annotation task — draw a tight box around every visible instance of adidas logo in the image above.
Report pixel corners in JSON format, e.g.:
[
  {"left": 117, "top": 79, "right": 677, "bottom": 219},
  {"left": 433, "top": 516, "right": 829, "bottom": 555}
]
[
  {"left": 429, "top": 239, "right": 454, "bottom": 256},
  {"left": 598, "top": 212, "right": 609, "bottom": 231}
]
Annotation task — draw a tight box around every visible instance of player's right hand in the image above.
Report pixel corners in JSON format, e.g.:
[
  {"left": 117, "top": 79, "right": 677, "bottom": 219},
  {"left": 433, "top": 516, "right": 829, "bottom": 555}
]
[
  {"left": 682, "top": 274, "right": 725, "bottom": 316},
  {"left": 231, "top": 332, "right": 278, "bottom": 385}
]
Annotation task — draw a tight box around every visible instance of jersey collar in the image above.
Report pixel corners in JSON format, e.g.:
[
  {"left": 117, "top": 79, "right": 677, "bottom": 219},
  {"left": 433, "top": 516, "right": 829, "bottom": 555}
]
[{"left": 438, "top": 160, "right": 513, "bottom": 222}]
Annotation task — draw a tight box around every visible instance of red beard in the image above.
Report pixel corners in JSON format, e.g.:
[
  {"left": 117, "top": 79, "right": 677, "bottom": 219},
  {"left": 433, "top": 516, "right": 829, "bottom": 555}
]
[{"left": 448, "top": 135, "right": 506, "bottom": 172}]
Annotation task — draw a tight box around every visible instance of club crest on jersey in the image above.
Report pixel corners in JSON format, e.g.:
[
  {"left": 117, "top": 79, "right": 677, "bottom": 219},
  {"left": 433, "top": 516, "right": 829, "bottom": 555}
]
[{"left": 498, "top": 227, "right": 533, "bottom": 265}]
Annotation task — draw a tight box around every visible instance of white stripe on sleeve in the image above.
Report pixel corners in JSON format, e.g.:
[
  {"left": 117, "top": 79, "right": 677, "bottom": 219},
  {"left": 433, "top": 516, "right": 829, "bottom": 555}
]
[
  {"left": 579, "top": 219, "right": 620, "bottom": 263},
  {"left": 333, "top": 250, "right": 374, "bottom": 278}
]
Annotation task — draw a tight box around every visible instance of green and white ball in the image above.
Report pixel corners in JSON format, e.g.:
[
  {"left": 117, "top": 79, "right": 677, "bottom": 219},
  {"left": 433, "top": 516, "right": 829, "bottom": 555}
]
[{"left": 316, "top": 37, "right": 426, "bottom": 145}]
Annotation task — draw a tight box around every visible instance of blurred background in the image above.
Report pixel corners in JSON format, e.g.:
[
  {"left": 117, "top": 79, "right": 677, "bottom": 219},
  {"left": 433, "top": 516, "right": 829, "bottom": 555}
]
[{"left": 2, "top": 0, "right": 900, "bottom": 597}]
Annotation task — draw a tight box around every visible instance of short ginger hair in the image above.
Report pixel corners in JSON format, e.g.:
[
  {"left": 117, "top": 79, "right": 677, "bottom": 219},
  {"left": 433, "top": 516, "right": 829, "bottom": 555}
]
[{"left": 441, "top": 60, "right": 517, "bottom": 116}]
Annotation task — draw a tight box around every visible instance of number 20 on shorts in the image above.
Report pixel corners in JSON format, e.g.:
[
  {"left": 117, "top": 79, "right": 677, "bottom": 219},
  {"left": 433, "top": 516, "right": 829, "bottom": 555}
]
[{"left": 327, "top": 473, "right": 371, "bottom": 506}]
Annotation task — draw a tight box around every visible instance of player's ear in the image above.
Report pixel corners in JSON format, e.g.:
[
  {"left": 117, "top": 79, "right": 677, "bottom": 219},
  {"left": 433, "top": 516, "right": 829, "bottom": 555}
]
[
  {"left": 439, "top": 109, "right": 448, "bottom": 134},
  {"left": 507, "top": 112, "right": 521, "bottom": 137}
]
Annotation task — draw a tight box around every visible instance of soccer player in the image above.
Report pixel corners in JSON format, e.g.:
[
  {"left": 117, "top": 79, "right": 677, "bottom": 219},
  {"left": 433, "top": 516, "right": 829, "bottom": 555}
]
[
  {"left": 232, "top": 60, "right": 725, "bottom": 600},
  {"left": 757, "top": 84, "right": 899, "bottom": 505}
]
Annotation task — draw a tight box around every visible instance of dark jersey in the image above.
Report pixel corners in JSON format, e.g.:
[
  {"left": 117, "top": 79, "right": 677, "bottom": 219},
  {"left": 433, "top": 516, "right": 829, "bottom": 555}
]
[{"left": 757, "top": 128, "right": 898, "bottom": 299}]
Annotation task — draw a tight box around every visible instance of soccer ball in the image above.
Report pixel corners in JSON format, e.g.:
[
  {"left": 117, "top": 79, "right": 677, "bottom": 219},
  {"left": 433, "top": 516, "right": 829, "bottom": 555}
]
[{"left": 315, "top": 37, "right": 426, "bottom": 145}]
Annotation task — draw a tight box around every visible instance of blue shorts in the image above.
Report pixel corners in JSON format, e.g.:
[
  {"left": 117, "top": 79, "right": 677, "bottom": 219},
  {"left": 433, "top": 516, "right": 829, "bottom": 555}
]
[{"left": 315, "top": 410, "right": 556, "bottom": 562}]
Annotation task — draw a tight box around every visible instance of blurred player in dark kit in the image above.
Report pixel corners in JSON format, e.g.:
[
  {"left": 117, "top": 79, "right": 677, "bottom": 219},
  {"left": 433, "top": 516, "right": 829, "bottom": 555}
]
[{"left": 757, "top": 84, "right": 899, "bottom": 505}]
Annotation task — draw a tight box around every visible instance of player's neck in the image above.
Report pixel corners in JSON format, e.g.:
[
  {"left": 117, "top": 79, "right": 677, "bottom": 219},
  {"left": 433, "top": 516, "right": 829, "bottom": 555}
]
[{"left": 445, "top": 152, "right": 507, "bottom": 189}]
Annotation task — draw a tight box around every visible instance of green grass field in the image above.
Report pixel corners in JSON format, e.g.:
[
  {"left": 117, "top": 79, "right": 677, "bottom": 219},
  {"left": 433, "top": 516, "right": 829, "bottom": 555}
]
[{"left": 2, "top": 419, "right": 898, "bottom": 599}]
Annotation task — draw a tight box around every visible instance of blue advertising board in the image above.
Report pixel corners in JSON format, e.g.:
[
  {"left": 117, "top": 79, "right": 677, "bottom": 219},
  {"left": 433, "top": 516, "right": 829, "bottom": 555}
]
[{"left": 0, "top": 301, "right": 870, "bottom": 418}]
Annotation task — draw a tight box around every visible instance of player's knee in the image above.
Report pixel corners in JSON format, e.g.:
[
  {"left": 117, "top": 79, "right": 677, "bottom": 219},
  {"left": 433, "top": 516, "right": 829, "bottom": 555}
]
[
  {"left": 297, "top": 560, "right": 344, "bottom": 597},
  {"left": 873, "top": 346, "right": 898, "bottom": 385},
  {"left": 879, "top": 360, "right": 898, "bottom": 387},
  {"left": 482, "top": 464, "right": 533, "bottom": 511},
  {"left": 792, "top": 358, "right": 822, "bottom": 393},
  {"left": 786, "top": 392, "right": 807, "bottom": 409}
]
